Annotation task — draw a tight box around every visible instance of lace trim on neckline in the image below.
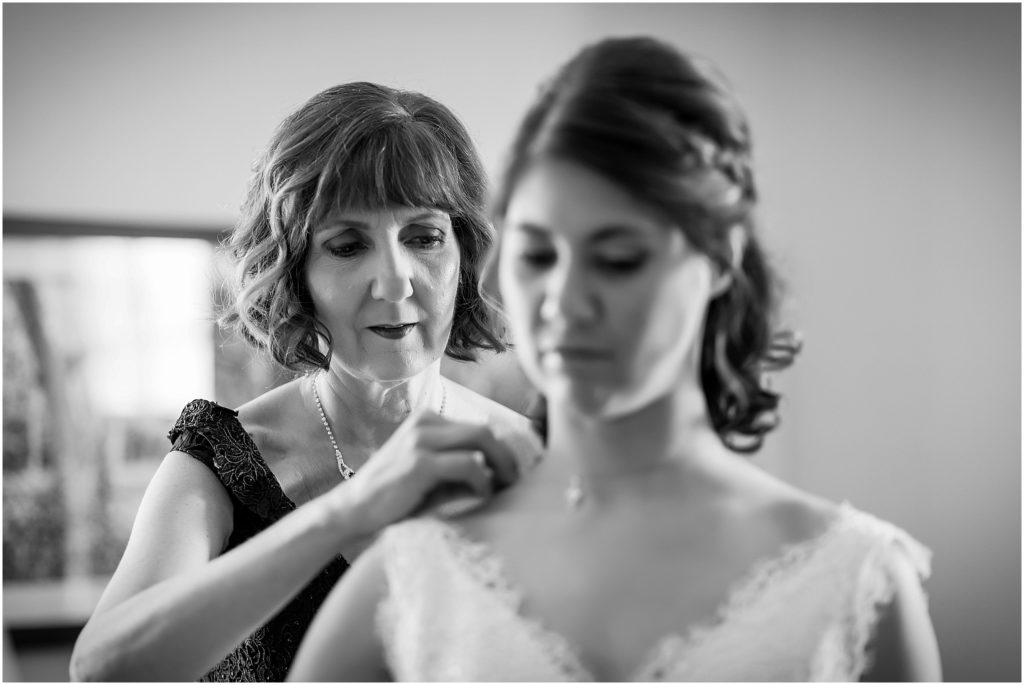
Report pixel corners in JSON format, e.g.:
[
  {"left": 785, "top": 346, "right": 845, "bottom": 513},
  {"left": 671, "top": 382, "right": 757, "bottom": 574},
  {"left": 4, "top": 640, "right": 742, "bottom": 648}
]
[
  {"left": 425, "top": 519, "right": 591, "bottom": 680},
  {"left": 836, "top": 512, "right": 933, "bottom": 680},
  {"left": 420, "top": 501, "right": 856, "bottom": 681}
]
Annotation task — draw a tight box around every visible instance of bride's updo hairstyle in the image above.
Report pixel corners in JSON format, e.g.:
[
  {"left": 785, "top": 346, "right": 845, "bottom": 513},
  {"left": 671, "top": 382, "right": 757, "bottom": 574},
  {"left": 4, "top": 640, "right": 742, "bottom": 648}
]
[{"left": 490, "top": 36, "right": 800, "bottom": 452}]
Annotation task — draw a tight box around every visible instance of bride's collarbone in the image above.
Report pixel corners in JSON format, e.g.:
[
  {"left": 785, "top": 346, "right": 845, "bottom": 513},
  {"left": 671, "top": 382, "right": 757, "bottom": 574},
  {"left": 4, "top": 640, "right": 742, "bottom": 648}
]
[
  {"left": 444, "top": 521, "right": 734, "bottom": 681},
  {"left": 453, "top": 493, "right": 835, "bottom": 616},
  {"left": 441, "top": 514, "right": 813, "bottom": 681}
]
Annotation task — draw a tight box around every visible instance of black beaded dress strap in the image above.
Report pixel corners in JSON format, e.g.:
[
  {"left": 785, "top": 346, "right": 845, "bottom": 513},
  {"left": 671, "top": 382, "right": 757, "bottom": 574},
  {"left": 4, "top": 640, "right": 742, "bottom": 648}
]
[{"left": 168, "top": 399, "right": 348, "bottom": 682}]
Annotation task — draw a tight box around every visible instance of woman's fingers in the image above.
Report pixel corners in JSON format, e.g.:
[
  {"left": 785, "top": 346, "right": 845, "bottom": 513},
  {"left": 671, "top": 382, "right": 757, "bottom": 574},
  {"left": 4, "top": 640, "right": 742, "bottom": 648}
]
[
  {"left": 415, "top": 420, "right": 521, "bottom": 490},
  {"left": 413, "top": 450, "right": 495, "bottom": 518},
  {"left": 339, "top": 414, "right": 527, "bottom": 534},
  {"left": 429, "top": 449, "right": 494, "bottom": 498}
]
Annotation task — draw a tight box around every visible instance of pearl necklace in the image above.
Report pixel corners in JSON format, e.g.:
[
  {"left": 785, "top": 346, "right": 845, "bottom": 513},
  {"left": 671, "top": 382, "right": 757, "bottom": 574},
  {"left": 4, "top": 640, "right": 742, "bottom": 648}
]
[{"left": 312, "top": 372, "right": 447, "bottom": 479}]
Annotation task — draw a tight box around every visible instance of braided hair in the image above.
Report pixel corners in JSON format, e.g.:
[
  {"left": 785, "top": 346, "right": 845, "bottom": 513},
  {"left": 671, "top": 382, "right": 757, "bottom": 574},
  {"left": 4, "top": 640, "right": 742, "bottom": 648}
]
[{"left": 492, "top": 37, "right": 800, "bottom": 453}]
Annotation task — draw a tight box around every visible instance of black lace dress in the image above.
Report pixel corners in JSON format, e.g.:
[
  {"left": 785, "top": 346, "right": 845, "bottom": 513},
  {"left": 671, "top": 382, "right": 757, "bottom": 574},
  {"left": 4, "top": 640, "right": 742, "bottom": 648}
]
[{"left": 168, "top": 399, "right": 349, "bottom": 682}]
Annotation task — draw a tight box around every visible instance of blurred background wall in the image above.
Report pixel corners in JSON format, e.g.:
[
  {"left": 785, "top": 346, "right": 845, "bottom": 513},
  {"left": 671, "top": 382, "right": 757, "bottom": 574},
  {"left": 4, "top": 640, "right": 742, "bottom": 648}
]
[{"left": 3, "top": 3, "right": 1019, "bottom": 681}]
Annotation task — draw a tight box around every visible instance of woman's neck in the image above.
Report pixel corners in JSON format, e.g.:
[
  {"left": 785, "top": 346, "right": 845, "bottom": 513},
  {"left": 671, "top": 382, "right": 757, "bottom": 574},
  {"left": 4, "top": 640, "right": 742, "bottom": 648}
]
[
  {"left": 545, "top": 380, "right": 733, "bottom": 504},
  {"left": 317, "top": 360, "right": 445, "bottom": 450}
]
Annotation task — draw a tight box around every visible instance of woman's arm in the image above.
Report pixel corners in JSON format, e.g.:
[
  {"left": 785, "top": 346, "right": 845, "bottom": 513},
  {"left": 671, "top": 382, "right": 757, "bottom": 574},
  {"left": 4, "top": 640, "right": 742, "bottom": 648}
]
[
  {"left": 70, "top": 451, "right": 361, "bottom": 681},
  {"left": 70, "top": 411, "right": 520, "bottom": 681},
  {"left": 289, "top": 541, "right": 391, "bottom": 681},
  {"left": 861, "top": 552, "right": 942, "bottom": 682}
]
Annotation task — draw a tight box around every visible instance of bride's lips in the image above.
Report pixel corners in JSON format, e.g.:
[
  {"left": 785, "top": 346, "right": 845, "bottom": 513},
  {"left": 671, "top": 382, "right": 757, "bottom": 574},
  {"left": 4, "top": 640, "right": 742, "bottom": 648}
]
[{"left": 368, "top": 323, "right": 417, "bottom": 340}]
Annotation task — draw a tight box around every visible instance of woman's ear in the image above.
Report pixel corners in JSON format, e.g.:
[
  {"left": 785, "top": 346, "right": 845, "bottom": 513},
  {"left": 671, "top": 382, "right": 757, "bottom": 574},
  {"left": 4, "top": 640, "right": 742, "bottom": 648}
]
[{"left": 710, "top": 225, "right": 746, "bottom": 298}]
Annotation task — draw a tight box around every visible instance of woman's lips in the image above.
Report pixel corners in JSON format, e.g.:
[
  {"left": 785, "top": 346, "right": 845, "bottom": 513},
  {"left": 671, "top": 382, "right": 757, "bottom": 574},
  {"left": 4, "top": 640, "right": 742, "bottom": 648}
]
[{"left": 368, "top": 323, "right": 417, "bottom": 340}]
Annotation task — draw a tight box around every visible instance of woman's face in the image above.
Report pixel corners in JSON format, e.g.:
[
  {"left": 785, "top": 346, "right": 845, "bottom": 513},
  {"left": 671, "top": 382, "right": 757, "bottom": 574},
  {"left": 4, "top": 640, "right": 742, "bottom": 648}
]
[
  {"left": 305, "top": 205, "right": 460, "bottom": 382},
  {"left": 499, "top": 158, "right": 715, "bottom": 417}
]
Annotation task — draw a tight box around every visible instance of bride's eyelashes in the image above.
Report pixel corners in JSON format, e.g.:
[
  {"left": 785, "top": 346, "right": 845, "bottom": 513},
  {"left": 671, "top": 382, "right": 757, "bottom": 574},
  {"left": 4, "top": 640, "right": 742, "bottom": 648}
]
[{"left": 516, "top": 248, "right": 650, "bottom": 276}]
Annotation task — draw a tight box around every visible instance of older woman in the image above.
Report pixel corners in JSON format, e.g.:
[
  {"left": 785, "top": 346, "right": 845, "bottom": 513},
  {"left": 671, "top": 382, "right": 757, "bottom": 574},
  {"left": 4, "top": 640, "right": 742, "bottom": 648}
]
[{"left": 70, "top": 82, "right": 535, "bottom": 682}]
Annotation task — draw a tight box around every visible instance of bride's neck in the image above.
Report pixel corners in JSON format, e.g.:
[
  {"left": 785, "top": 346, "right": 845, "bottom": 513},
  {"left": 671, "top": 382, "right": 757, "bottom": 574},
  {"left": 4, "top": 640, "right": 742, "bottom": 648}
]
[{"left": 546, "top": 382, "right": 729, "bottom": 493}]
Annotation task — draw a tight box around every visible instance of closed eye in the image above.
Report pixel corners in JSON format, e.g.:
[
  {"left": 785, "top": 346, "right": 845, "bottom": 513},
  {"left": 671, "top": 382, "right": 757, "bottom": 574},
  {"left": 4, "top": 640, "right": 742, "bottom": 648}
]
[
  {"left": 594, "top": 252, "right": 648, "bottom": 274},
  {"left": 520, "top": 250, "right": 557, "bottom": 268},
  {"left": 326, "top": 241, "right": 367, "bottom": 258}
]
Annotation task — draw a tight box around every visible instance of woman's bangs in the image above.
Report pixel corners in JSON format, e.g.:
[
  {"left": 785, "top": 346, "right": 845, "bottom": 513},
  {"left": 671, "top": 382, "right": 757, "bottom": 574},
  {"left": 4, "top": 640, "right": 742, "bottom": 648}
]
[{"left": 327, "top": 124, "right": 465, "bottom": 215}]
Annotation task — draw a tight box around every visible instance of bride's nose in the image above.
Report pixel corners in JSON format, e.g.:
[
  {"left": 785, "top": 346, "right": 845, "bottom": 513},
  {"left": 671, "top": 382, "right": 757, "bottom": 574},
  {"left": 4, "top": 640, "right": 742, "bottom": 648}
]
[{"left": 540, "top": 258, "right": 599, "bottom": 325}]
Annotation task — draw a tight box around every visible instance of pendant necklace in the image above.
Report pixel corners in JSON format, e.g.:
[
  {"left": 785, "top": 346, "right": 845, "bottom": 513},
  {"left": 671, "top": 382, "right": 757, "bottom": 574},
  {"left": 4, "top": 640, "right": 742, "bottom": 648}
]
[
  {"left": 312, "top": 372, "right": 447, "bottom": 479},
  {"left": 563, "top": 463, "right": 678, "bottom": 510},
  {"left": 565, "top": 474, "right": 586, "bottom": 509}
]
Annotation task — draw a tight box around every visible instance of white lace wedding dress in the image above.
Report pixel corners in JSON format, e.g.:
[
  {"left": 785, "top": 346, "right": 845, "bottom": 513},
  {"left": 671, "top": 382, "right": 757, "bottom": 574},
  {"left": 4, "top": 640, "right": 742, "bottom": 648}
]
[{"left": 374, "top": 502, "right": 931, "bottom": 681}]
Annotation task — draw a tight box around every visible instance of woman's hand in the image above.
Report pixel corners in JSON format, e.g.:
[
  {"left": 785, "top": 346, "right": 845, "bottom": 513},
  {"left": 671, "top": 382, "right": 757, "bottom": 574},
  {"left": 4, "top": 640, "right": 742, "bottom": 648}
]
[{"left": 331, "top": 410, "right": 522, "bottom": 538}]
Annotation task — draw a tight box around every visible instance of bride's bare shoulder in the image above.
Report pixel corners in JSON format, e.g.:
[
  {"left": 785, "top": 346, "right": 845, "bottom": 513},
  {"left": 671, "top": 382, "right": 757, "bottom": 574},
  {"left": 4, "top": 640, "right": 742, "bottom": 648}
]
[
  {"left": 758, "top": 486, "right": 845, "bottom": 546},
  {"left": 720, "top": 463, "right": 843, "bottom": 547}
]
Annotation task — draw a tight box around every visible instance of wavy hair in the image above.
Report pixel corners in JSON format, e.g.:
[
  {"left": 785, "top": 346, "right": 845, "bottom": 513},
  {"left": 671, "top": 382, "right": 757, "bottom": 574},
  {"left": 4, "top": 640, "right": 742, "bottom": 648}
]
[
  {"left": 220, "top": 82, "right": 505, "bottom": 371},
  {"left": 490, "top": 37, "right": 800, "bottom": 452}
]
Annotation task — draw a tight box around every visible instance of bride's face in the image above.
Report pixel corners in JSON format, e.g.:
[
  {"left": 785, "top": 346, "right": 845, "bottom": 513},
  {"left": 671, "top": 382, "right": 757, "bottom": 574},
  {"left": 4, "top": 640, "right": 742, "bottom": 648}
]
[{"left": 498, "top": 158, "right": 715, "bottom": 418}]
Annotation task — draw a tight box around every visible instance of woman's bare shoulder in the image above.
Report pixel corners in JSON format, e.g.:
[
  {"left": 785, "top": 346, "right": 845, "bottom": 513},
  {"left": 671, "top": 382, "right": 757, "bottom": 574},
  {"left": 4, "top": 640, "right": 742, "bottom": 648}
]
[
  {"left": 445, "top": 380, "right": 543, "bottom": 476},
  {"left": 757, "top": 489, "right": 843, "bottom": 548},
  {"left": 767, "top": 489, "right": 844, "bottom": 543},
  {"left": 233, "top": 378, "right": 311, "bottom": 462},
  {"left": 728, "top": 469, "right": 845, "bottom": 548},
  {"left": 444, "top": 379, "right": 534, "bottom": 434},
  {"left": 235, "top": 378, "right": 305, "bottom": 428}
]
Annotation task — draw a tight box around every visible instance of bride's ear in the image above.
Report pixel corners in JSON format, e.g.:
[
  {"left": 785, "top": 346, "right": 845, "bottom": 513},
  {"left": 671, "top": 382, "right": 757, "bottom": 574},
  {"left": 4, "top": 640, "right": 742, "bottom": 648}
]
[{"left": 710, "top": 225, "right": 746, "bottom": 298}]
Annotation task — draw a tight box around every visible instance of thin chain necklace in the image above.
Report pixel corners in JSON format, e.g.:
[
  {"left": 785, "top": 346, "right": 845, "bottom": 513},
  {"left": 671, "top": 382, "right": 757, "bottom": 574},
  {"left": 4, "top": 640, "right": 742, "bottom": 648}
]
[
  {"left": 563, "top": 463, "right": 684, "bottom": 510},
  {"left": 311, "top": 372, "right": 447, "bottom": 479}
]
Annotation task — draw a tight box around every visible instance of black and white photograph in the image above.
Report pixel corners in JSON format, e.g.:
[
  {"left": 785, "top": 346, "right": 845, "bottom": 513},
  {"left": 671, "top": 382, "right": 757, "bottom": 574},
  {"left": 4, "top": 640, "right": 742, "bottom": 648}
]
[{"left": 2, "top": 3, "right": 1019, "bottom": 682}]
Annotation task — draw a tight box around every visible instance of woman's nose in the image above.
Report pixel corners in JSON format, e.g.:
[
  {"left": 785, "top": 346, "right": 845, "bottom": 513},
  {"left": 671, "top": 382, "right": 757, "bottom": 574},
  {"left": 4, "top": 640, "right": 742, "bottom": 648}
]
[
  {"left": 370, "top": 244, "right": 414, "bottom": 302},
  {"left": 539, "top": 261, "right": 599, "bottom": 325}
]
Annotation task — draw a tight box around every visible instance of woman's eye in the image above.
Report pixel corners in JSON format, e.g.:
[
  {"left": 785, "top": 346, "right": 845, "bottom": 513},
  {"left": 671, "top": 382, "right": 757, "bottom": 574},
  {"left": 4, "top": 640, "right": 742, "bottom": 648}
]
[
  {"left": 407, "top": 234, "right": 445, "bottom": 249},
  {"left": 520, "top": 250, "right": 557, "bottom": 268},
  {"left": 595, "top": 252, "right": 648, "bottom": 274},
  {"left": 326, "top": 242, "right": 366, "bottom": 258},
  {"left": 404, "top": 224, "right": 448, "bottom": 249}
]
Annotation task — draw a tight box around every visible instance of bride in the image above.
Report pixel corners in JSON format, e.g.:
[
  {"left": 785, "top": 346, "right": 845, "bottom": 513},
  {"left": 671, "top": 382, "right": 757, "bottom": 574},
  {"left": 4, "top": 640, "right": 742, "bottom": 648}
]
[{"left": 289, "top": 36, "right": 941, "bottom": 682}]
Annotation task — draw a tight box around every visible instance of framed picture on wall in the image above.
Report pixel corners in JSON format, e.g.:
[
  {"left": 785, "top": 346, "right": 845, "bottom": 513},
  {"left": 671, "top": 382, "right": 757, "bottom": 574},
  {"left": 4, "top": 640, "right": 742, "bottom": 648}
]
[{"left": 2, "top": 218, "right": 291, "bottom": 633}]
